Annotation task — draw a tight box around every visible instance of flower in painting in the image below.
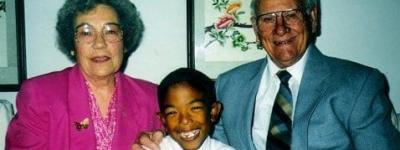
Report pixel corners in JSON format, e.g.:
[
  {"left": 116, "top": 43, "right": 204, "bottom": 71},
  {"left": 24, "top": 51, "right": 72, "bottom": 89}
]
[
  {"left": 215, "top": 14, "right": 235, "bottom": 30},
  {"left": 206, "top": 0, "right": 260, "bottom": 51},
  {"left": 225, "top": 1, "right": 241, "bottom": 14}
]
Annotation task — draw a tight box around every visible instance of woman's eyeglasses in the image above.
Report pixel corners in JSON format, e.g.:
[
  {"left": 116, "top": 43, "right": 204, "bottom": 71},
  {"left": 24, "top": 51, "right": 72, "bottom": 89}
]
[{"left": 75, "top": 23, "right": 123, "bottom": 44}]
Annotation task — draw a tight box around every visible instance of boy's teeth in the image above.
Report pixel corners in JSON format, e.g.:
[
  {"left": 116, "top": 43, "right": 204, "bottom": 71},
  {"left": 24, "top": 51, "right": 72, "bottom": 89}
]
[{"left": 180, "top": 129, "right": 200, "bottom": 139}]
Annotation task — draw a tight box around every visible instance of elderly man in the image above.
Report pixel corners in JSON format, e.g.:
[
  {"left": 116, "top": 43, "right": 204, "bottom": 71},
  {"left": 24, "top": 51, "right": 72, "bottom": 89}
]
[
  {"left": 212, "top": 0, "right": 400, "bottom": 149},
  {"left": 133, "top": 0, "right": 400, "bottom": 149}
]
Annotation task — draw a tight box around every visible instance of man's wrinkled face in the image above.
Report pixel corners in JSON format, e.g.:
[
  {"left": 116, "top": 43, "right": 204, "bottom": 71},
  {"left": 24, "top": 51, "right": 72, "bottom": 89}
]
[{"left": 254, "top": 0, "right": 317, "bottom": 68}]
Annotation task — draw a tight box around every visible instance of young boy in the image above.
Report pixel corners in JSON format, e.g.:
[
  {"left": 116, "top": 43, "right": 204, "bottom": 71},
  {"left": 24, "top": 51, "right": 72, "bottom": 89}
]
[{"left": 157, "top": 68, "right": 235, "bottom": 150}]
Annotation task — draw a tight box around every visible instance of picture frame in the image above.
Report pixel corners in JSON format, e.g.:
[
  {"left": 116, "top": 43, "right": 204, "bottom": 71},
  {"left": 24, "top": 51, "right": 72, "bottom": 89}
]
[
  {"left": 0, "top": 0, "right": 26, "bottom": 91},
  {"left": 187, "top": 0, "right": 265, "bottom": 78}
]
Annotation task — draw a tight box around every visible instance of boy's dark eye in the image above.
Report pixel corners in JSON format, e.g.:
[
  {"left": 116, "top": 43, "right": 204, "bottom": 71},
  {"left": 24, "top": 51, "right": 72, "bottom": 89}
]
[
  {"left": 191, "top": 106, "right": 205, "bottom": 111},
  {"left": 165, "top": 111, "right": 177, "bottom": 117}
]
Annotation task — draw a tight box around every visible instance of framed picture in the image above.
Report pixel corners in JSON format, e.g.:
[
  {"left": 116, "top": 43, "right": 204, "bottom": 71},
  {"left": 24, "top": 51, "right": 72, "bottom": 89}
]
[
  {"left": 0, "top": 0, "right": 26, "bottom": 91},
  {"left": 187, "top": 0, "right": 265, "bottom": 78}
]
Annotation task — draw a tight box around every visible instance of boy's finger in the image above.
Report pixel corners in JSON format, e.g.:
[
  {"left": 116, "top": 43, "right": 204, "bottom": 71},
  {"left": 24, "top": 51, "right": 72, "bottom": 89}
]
[
  {"left": 131, "top": 143, "right": 145, "bottom": 150},
  {"left": 138, "top": 132, "right": 160, "bottom": 150},
  {"left": 151, "top": 130, "right": 165, "bottom": 144}
]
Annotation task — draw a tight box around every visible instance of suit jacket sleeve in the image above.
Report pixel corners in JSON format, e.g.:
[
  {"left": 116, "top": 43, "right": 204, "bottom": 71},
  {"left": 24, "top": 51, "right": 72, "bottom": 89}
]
[
  {"left": 349, "top": 70, "right": 400, "bottom": 149},
  {"left": 6, "top": 80, "right": 49, "bottom": 150}
]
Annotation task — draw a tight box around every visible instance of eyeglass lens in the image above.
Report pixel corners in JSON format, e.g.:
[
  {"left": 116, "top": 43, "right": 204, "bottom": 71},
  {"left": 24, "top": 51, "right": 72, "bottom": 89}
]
[
  {"left": 257, "top": 9, "right": 302, "bottom": 31},
  {"left": 75, "top": 23, "right": 123, "bottom": 43}
]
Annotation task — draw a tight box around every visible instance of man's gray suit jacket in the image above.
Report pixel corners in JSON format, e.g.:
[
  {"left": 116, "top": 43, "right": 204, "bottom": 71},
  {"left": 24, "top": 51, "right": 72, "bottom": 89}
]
[{"left": 213, "top": 45, "right": 400, "bottom": 150}]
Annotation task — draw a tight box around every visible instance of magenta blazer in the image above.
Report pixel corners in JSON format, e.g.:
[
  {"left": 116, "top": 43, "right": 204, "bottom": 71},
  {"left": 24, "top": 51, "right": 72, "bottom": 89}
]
[{"left": 6, "top": 65, "right": 163, "bottom": 150}]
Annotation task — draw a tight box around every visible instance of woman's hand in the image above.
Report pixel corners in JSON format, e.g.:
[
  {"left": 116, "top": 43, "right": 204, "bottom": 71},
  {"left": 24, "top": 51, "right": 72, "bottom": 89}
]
[{"left": 131, "top": 130, "right": 164, "bottom": 150}]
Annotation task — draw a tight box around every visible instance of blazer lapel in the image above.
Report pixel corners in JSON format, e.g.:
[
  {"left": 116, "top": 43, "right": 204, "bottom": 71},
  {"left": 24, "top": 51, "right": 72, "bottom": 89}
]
[
  {"left": 67, "top": 65, "right": 96, "bottom": 149},
  {"left": 239, "top": 58, "right": 267, "bottom": 148},
  {"left": 112, "top": 73, "right": 161, "bottom": 149},
  {"left": 112, "top": 72, "right": 140, "bottom": 149},
  {"left": 291, "top": 45, "right": 332, "bottom": 149}
]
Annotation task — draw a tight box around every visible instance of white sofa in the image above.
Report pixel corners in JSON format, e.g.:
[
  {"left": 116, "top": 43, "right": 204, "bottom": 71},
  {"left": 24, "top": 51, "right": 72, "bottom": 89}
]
[{"left": 0, "top": 100, "right": 14, "bottom": 150}]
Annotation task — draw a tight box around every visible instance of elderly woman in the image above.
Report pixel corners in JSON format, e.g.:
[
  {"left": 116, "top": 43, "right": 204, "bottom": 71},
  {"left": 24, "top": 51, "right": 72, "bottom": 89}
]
[{"left": 6, "top": 0, "right": 162, "bottom": 149}]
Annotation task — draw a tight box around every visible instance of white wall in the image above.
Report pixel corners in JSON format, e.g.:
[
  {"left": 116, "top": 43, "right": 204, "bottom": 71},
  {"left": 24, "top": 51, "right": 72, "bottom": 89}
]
[{"left": 0, "top": 0, "right": 399, "bottom": 111}]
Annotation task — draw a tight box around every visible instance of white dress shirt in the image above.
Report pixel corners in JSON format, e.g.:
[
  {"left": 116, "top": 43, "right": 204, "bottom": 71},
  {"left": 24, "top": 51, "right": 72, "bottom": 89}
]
[
  {"left": 159, "top": 135, "right": 235, "bottom": 150},
  {"left": 252, "top": 48, "right": 310, "bottom": 150}
]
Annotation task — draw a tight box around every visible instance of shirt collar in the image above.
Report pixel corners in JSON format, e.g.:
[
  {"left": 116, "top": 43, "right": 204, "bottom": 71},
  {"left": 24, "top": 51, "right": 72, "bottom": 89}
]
[
  {"left": 198, "top": 136, "right": 211, "bottom": 150},
  {"left": 266, "top": 45, "right": 311, "bottom": 81}
]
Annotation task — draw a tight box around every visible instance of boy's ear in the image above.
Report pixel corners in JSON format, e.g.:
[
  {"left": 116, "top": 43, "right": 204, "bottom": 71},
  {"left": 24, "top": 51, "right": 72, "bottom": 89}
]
[{"left": 210, "top": 102, "right": 222, "bottom": 123}]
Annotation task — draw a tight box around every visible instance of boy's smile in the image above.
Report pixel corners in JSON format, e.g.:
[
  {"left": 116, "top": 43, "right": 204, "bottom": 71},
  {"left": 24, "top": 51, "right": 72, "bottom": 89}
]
[{"left": 179, "top": 129, "right": 200, "bottom": 140}]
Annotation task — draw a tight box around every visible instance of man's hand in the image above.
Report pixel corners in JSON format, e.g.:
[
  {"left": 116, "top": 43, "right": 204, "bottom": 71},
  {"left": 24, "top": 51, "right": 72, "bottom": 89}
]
[{"left": 131, "top": 130, "right": 164, "bottom": 150}]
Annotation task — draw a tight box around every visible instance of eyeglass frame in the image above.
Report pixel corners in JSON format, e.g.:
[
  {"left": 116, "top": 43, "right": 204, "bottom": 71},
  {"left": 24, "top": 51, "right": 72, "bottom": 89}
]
[
  {"left": 74, "top": 23, "right": 124, "bottom": 44},
  {"left": 255, "top": 8, "right": 305, "bottom": 31}
]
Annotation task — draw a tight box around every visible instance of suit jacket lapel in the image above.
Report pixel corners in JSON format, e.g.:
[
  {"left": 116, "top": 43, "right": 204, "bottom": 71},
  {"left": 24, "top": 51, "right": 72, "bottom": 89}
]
[
  {"left": 112, "top": 72, "right": 141, "bottom": 148},
  {"left": 240, "top": 58, "right": 267, "bottom": 148},
  {"left": 67, "top": 65, "right": 96, "bottom": 149},
  {"left": 292, "top": 45, "right": 332, "bottom": 149},
  {"left": 112, "top": 73, "right": 162, "bottom": 148}
]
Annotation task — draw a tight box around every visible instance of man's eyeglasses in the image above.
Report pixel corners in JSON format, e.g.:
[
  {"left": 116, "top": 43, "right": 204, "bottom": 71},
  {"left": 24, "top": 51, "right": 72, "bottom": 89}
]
[
  {"left": 256, "top": 8, "right": 303, "bottom": 31},
  {"left": 75, "top": 23, "right": 123, "bottom": 44}
]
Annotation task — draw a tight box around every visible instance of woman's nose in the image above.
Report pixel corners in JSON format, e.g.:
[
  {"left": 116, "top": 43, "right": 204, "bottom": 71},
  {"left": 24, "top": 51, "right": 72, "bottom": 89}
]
[{"left": 92, "top": 32, "right": 107, "bottom": 49}]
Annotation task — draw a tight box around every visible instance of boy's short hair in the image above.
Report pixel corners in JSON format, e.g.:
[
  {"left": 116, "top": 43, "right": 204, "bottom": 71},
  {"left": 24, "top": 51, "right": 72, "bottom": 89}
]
[{"left": 158, "top": 68, "right": 216, "bottom": 111}]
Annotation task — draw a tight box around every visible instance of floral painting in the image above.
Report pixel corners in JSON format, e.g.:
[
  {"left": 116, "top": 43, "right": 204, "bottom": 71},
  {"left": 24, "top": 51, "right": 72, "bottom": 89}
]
[
  {"left": 0, "top": 0, "right": 26, "bottom": 91},
  {"left": 193, "top": 0, "right": 265, "bottom": 78},
  {"left": 205, "top": 0, "right": 258, "bottom": 51},
  {"left": 0, "top": 0, "right": 7, "bottom": 67}
]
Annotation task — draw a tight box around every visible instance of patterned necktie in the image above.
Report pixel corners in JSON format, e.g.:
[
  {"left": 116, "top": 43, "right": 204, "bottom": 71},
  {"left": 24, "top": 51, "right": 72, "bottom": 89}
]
[{"left": 267, "top": 70, "right": 293, "bottom": 149}]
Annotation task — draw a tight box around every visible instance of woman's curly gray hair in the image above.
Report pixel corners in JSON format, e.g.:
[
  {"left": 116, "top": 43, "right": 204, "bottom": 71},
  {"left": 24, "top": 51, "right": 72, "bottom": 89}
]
[{"left": 56, "top": 0, "right": 144, "bottom": 61}]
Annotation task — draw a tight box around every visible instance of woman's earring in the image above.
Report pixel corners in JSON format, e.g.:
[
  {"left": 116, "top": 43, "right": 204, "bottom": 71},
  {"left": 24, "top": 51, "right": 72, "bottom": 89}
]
[{"left": 70, "top": 50, "right": 75, "bottom": 56}]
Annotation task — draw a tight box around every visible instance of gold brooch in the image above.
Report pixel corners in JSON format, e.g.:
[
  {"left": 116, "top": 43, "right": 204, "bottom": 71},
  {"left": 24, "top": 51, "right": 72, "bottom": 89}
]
[{"left": 74, "top": 118, "right": 89, "bottom": 131}]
